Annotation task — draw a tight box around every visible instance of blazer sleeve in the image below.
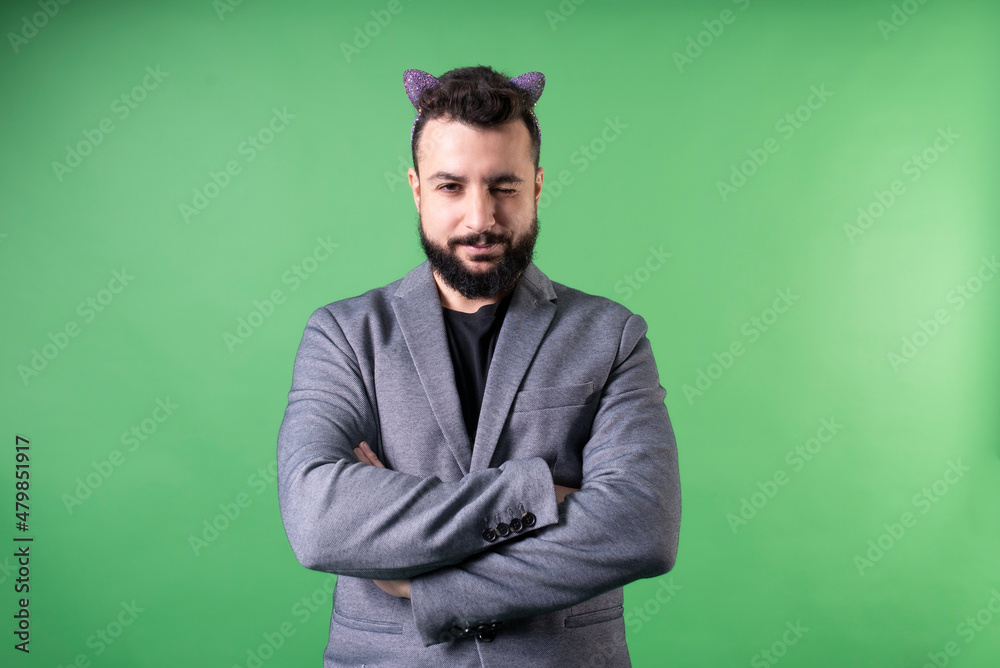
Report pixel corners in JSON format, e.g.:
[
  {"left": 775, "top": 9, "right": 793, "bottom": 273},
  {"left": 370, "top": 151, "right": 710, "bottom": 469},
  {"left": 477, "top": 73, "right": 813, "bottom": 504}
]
[
  {"left": 408, "top": 313, "right": 681, "bottom": 646},
  {"left": 276, "top": 306, "right": 559, "bottom": 579}
]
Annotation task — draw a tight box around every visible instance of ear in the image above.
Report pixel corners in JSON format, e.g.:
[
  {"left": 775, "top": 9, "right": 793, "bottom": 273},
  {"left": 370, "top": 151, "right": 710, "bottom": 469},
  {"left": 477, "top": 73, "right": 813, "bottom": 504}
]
[
  {"left": 534, "top": 167, "right": 544, "bottom": 207},
  {"left": 510, "top": 72, "right": 545, "bottom": 105},
  {"left": 403, "top": 69, "right": 440, "bottom": 108},
  {"left": 407, "top": 167, "right": 421, "bottom": 211}
]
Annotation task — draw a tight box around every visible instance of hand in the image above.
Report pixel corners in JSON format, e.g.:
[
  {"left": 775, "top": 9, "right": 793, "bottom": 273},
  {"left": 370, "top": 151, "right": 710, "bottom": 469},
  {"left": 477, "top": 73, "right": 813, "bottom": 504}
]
[
  {"left": 554, "top": 484, "right": 579, "bottom": 503},
  {"left": 357, "top": 441, "right": 571, "bottom": 592},
  {"left": 353, "top": 440, "right": 385, "bottom": 467},
  {"left": 373, "top": 578, "right": 411, "bottom": 598}
]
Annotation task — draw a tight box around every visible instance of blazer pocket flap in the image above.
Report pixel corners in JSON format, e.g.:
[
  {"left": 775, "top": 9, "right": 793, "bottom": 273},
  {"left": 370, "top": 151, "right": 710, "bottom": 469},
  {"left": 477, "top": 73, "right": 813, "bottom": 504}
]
[
  {"left": 511, "top": 382, "right": 596, "bottom": 413},
  {"left": 333, "top": 609, "right": 404, "bottom": 634},
  {"left": 564, "top": 604, "right": 624, "bottom": 629}
]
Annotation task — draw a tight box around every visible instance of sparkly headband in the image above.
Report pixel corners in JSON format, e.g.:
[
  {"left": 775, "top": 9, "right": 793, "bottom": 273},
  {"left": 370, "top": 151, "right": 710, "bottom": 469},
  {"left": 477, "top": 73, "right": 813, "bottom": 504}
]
[{"left": 403, "top": 68, "right": 545, "bottom": 145}]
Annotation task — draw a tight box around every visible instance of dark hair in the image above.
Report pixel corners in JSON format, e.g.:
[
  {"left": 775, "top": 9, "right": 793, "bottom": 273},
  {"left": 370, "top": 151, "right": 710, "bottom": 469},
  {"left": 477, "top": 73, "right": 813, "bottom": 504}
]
[{"left": 410, "top": 65, "right": 541, "bottom": 175}]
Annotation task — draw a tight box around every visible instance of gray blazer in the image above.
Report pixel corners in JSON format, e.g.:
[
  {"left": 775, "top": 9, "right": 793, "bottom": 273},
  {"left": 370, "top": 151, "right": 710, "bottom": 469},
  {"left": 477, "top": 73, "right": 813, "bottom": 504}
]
[{"left": 277, "top": 260, "right": 681, "bottom": 667}]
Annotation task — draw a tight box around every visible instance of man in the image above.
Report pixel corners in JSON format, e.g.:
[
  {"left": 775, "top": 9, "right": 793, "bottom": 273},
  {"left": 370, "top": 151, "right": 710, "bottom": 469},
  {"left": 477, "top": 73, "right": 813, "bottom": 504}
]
[{"left": 276, "top": 65, "right": 681, "bottom": 667}]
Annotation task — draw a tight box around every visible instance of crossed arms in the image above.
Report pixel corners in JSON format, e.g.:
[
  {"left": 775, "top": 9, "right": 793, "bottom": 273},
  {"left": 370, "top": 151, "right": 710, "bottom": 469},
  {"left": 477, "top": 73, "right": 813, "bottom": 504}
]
[
  {"left": 354, "top": 440, "right": 579, "bottom": 599},
  {"left": 276, "top": 306, "right": 681, "bottom": 645}
]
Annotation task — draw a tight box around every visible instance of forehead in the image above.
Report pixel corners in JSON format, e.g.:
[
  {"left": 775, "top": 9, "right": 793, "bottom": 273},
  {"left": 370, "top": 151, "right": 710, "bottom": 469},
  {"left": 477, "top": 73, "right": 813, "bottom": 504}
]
[{"left": 418, "top": 117, "right": 532, "bottom": 173}]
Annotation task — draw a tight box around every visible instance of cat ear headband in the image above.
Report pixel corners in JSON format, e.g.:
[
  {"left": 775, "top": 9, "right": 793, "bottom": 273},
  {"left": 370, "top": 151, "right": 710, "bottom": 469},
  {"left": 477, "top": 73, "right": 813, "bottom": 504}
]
[{"left": 403, "top": 69, "right": 545, "bottom": 145}]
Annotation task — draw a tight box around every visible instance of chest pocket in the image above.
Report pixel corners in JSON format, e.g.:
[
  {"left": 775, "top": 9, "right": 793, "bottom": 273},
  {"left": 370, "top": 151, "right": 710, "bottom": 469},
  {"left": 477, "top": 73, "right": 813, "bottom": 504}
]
[
  {"left": 511, "top": 381, "right": 596, "bottom": 412},
  {"left": 504, "top": 381, "right": 598, "bottom": 487}
]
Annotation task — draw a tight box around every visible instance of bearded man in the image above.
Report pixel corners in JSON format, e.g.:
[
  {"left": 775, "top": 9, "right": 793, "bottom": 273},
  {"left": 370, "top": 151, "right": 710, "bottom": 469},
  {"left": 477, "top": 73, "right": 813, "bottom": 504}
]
[{"left": 276, "top": 65, "right": 681, "bottom": 667}]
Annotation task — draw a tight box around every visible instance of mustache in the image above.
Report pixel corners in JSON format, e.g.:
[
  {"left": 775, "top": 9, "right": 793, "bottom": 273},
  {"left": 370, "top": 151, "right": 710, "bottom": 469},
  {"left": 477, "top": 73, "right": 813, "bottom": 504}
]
[{"left": 449, "top": 232, "right": 511, "bottom": 248}]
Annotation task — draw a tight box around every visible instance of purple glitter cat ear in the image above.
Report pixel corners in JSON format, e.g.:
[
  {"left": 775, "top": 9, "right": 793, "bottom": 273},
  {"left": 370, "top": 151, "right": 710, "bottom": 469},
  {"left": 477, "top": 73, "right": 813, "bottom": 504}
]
[
  {"left": 404, "top": 69, "right": 440, "bottom": 109},
  {"left": 510, "top": 71, "right": 545, "bottom": 142},
  {"left": 405, "top": 69, "right": 440, "bottom": 144},
  {"left": 405, "top": 68, "right": 546, "bottom": 145},
  {"left": 510, "top": 72, "right": 545, "bottom": 106}
]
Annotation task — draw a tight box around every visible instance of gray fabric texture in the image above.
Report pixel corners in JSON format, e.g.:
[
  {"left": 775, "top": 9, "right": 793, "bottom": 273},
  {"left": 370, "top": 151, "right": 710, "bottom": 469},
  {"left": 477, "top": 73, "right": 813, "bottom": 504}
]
[{"left": 276, "top": 260, "right": 681, "bottom": 667}]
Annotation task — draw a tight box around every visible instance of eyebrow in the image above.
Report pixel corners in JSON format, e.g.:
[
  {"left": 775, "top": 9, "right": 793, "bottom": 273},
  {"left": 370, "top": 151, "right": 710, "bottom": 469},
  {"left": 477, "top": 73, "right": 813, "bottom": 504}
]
[{"left": 427, "top": 171, "right": 525, "bottom": 185}]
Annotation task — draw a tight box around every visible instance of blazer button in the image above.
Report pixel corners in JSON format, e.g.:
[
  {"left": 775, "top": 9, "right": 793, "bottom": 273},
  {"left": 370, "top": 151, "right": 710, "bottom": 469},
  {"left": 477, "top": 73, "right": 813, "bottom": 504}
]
[
  {"left": 482, "top": 528, "right": 498, "bottom": 542},
  {"left": 477, "top": 629, "right": 496, "bottom": 642},
  {"left": 522, "top": 512, "right": 536, "bottom": 528},
  {"left": 508, "top": 517, "right": 523, "bottom": 532},
  {"left": 495, "top": 522, "right": 510, "bottom": 537}
]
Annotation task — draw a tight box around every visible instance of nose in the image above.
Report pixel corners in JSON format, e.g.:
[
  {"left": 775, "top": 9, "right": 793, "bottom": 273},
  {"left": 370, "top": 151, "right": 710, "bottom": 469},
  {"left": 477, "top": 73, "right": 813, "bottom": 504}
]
[{"left": 464, "top": 187, "right": 496, "bottom": 233}]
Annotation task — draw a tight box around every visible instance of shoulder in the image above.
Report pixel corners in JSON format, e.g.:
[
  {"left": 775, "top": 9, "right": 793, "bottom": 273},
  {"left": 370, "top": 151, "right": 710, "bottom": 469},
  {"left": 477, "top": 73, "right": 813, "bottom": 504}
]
[
  {"left": 545, "top": 271, "right": 643, "bottom": 329},
  {"left": 536, "top": 269, "right": 654, "bottom": 360},
  {"left": 304, "top": 273, "right": 405, "bottom": 333}
]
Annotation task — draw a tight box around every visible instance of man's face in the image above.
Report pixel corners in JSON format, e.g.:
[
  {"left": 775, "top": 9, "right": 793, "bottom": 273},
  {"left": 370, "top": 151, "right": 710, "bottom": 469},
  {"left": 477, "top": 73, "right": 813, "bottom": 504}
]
[{"left": 408, "top": 116, "right": 544, "bottom": 300}]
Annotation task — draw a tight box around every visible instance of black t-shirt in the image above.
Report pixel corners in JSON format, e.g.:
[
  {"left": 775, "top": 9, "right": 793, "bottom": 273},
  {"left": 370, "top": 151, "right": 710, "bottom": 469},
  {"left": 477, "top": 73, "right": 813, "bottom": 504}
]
[{"left": 441, "top": 289, "right": 515, "bottom": 445}]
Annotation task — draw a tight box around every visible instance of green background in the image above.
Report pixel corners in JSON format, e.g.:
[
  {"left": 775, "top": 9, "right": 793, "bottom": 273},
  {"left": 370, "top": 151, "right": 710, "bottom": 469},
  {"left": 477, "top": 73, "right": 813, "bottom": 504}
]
[{"left": 2, "top": 0, "right": 999, "bottom": 665}]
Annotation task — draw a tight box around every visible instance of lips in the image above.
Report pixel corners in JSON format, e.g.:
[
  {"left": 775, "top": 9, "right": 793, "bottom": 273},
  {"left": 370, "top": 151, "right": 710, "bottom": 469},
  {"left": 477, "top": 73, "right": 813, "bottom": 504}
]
[{"left": 463, "top": 243, "right": 498, "bottom": 254}]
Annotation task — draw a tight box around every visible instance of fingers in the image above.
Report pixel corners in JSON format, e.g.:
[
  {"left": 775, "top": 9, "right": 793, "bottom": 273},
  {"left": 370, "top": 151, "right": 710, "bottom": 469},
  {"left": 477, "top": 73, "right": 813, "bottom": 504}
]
[
  {"left": 353, "top": 442, "right": 374, "bottom": 465},
  {"left": 373, "top": 579, "right": 410, "bottom": 598},
  {"left": 361, "top": 441, "right": 385, "bottom": 468},
  {"left": 554, "top": 484, "right": 580, "bottom": 503},
  {"left": 353, "top": 441, "right": 385, "bottom": 468}
]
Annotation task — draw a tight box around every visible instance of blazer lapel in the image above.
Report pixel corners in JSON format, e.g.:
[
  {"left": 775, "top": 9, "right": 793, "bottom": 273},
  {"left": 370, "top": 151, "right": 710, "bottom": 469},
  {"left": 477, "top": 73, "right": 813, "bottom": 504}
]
[
  {"left": 392, "top": 261, "right": 473, "bottom": 475},
  {"left": 470, "top": 262, "right": 557, "bottom": 471},
  {"left": 392, "top": 260, "right": 558, "bottom": 475}
]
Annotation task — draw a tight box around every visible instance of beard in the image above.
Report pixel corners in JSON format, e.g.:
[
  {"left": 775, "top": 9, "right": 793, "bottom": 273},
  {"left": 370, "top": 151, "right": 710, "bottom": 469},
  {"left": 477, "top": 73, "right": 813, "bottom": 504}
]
[{"left": 418, "top": 212, "right": 539, "bottom": 300}]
